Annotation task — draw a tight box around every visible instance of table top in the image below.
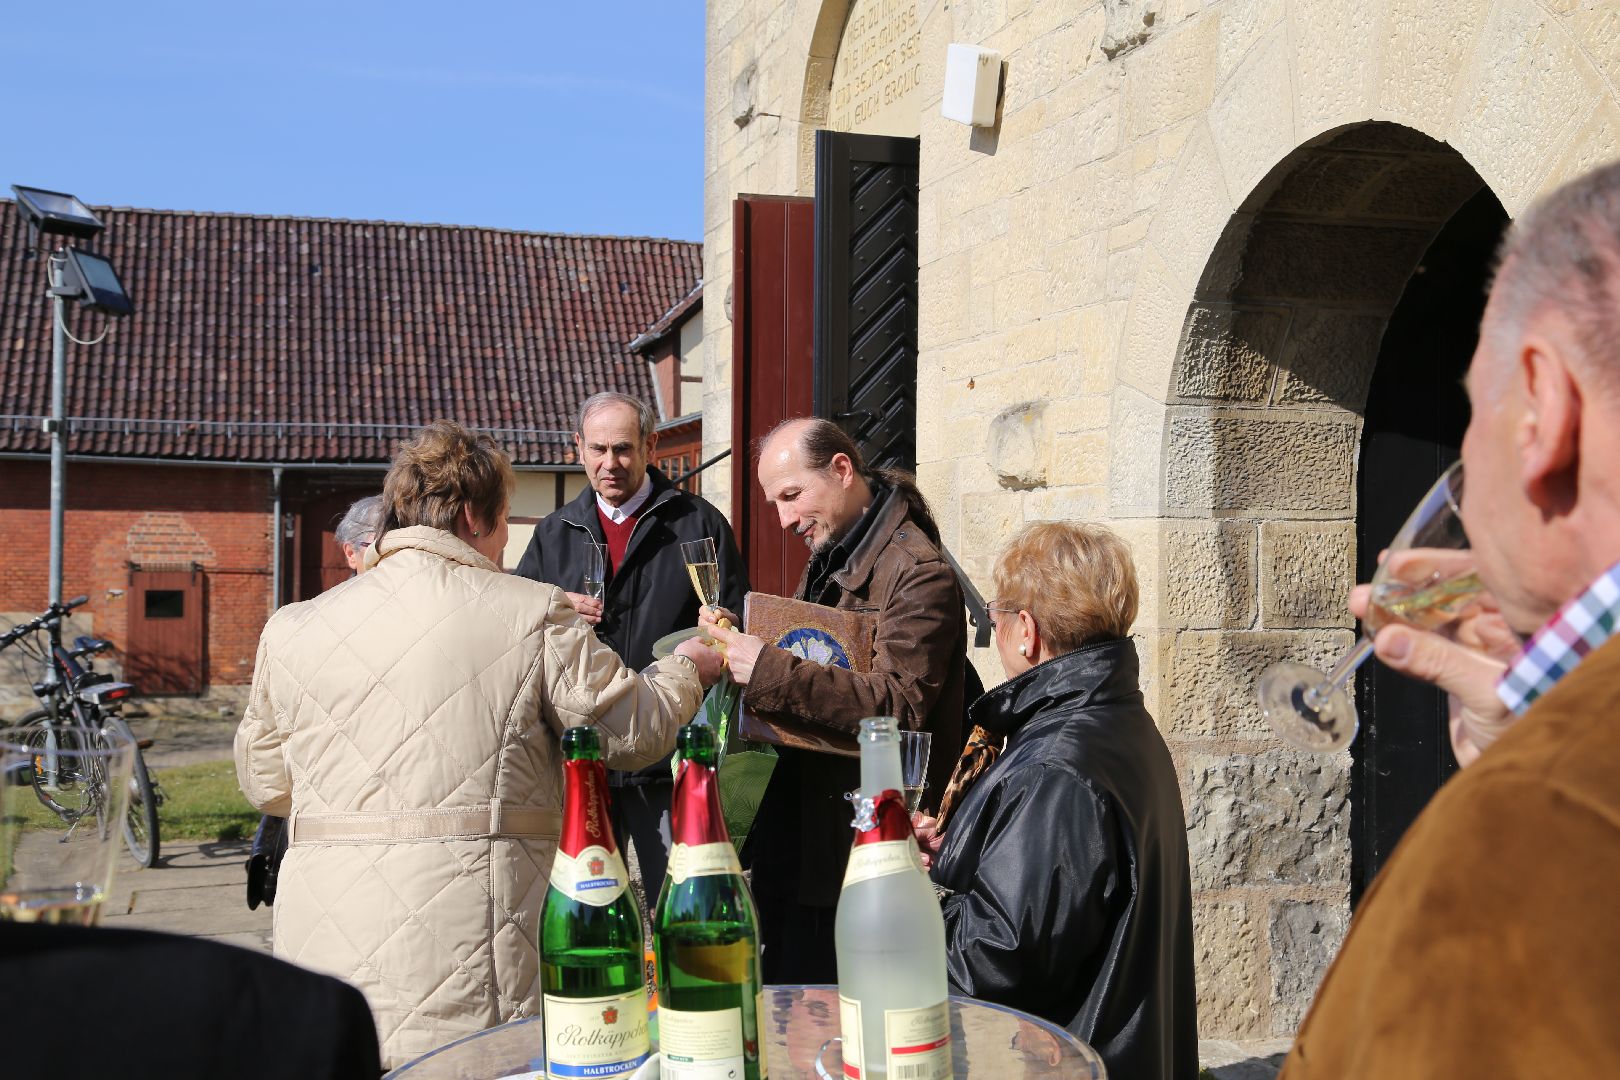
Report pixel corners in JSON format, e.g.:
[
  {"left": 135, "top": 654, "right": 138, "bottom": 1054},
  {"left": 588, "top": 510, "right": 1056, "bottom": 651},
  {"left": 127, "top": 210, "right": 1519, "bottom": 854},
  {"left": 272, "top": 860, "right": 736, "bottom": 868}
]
[{"left": 387, "top": 985, "right": 1104, "bottom": 1079}]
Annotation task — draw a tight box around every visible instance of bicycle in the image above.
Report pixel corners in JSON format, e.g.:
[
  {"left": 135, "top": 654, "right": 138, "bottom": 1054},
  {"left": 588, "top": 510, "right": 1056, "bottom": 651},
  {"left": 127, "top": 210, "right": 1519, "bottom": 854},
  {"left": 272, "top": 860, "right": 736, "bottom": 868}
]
[{"left": 1, "top": 595, "right": 162, "bottom": 867}]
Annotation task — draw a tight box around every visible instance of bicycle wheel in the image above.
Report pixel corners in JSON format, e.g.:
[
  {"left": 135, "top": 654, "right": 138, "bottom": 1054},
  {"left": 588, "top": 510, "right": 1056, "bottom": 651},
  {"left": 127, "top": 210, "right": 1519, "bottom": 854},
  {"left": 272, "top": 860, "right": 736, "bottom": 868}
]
[
  {"left": 13, "top": 710, "right": 97, "bottom": 823},
  {"left": 108, "top": 718, "right": 160, "bottom": 867}
]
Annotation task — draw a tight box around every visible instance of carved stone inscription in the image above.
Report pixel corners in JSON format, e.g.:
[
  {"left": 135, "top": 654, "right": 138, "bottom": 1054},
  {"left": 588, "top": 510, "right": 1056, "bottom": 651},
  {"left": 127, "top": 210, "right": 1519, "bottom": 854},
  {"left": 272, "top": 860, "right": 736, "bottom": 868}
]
[{"left": 828, "top": 0, "right": 922, "bottom": 136}]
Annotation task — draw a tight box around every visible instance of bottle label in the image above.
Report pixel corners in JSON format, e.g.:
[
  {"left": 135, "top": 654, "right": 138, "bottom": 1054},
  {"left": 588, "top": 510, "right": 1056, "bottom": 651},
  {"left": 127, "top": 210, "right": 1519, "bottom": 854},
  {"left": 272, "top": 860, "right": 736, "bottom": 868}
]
[
  {"left": 883, "top": 1001, "right": 952, "bottom": 1080},
  {"left": 842, "top": 839, "right": 923, "bottom": 888},
  {"left": 658, "top": 1006, "right": 744, "bottom": 1079},
  {"left": 542, "top": 990, "right": 651, "bottom": 1079},
  {"left": 667, "top": 840, "right": 743, "bottom": 884},
  {"left": 549, "top": 844, "right": 630, "bottom": 907},
  {"left": 838, "top": 994, "right": 864, "bottom": 1079}
]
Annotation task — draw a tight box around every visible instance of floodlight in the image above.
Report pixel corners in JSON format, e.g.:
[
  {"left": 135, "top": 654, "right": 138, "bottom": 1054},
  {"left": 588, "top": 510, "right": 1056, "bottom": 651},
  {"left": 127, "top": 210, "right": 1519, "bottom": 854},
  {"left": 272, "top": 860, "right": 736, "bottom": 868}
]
[
  {"left": 10, "top": 185, "right": 104, "bottom": 241},
  {"left": 59, "top": 247, "right": 132, "bottom": 316}
]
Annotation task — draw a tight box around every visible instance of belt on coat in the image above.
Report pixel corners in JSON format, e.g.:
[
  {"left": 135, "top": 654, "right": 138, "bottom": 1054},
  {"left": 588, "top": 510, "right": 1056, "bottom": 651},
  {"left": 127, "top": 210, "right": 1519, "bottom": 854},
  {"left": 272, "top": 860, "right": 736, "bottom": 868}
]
[{"left": 287, "top": 800, "right": 563, "bottom": 845}]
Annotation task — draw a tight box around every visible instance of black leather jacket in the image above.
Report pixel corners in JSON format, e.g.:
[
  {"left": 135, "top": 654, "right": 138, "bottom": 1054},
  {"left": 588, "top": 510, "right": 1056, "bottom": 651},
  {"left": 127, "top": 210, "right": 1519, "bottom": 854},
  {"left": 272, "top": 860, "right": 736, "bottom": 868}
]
[{"left": 931, "top": 639, "right": 1198, "bottom": 1080}]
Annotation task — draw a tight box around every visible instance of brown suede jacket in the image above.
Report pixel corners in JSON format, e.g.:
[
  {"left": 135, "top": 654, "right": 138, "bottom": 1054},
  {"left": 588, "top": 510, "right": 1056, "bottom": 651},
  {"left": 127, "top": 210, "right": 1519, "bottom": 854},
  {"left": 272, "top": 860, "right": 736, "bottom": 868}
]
[
  {"left": 743, "top": 489, "right": 968, "bottom": 906},
  {"left": 1281, "top": 634, "right": 1620, "bottom": 1078}
]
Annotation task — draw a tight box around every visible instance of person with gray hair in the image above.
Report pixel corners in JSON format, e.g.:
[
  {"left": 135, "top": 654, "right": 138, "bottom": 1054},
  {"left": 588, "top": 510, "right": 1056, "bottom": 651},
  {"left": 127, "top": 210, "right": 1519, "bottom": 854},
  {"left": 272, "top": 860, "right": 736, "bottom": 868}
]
[
  {"left": 1279, "top": 162, "right": 1620, "bottom": 1074},
  {"left": 335, "top": 494, "right": 383, "bottom": 573},
  {"left": 515, "top": 391, "right": 747, "bottom": 900}
]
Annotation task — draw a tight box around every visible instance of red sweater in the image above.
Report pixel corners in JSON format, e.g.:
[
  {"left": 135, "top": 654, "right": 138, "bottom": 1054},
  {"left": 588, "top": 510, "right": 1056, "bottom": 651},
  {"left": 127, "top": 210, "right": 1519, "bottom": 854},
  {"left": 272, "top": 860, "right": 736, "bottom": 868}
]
[{"left": 596, "top": 507, "right": 641, "bottom": 574}]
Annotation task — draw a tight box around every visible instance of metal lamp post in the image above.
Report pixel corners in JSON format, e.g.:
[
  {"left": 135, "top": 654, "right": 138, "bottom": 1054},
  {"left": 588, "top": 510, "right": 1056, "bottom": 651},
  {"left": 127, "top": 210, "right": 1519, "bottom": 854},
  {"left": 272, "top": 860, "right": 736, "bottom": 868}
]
[{"left": 10, "top": 185, "right": 134, "bottom": 606}]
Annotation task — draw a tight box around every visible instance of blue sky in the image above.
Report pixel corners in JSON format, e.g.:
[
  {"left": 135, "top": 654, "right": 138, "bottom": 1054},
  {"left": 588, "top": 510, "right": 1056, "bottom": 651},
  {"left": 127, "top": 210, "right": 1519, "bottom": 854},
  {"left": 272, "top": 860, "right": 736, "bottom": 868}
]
[{"left": 2, "top": 2, "right": 705, "bottom": 240}]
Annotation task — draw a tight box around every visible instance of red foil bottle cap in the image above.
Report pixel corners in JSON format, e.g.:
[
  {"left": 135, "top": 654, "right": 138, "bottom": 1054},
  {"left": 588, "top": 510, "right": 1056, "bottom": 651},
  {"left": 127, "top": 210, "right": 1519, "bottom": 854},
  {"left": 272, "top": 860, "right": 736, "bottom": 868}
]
[
  {"left": 852, "top": 789, "right": 914, "bottom": 846},
  {"left": 670, "top": 757, "right": 729, "bottom": 847},
  {"left": 558, "top": 758, "right": 618, "bottom": 859}
]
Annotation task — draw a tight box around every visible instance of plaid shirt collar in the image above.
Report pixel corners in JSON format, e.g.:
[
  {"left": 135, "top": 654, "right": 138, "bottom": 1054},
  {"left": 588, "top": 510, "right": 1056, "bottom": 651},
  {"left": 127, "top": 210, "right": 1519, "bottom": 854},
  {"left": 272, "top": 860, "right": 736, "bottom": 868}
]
[{"left": 1497, "top": 559, "right": 1620, "bottom": 715}]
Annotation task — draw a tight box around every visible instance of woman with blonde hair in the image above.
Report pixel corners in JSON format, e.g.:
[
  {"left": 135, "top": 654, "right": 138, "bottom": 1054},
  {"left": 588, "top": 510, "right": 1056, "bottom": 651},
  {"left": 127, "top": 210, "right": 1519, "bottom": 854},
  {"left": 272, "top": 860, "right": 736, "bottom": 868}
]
[
  {"left": 235, "top": 420, "right": 723, "bottom": 1068},
  {"left": 916, "top": 521, "right": 1198, "bottom": 1080}
]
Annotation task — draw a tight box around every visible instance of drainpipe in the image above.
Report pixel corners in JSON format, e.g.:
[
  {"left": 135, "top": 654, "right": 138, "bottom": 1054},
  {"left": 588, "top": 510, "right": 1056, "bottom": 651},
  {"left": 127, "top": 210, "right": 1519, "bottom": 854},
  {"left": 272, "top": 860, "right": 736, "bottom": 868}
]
[{"left": 270, "top": 467, "right": 284, "bottom": 613}]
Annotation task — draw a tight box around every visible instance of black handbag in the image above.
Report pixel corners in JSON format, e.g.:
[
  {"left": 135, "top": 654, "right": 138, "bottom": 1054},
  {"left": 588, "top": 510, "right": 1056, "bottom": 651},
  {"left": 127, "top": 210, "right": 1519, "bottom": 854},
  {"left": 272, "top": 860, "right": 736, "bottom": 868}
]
[{"left": 245, "top": 814, "right": 289, "bottom": 910}]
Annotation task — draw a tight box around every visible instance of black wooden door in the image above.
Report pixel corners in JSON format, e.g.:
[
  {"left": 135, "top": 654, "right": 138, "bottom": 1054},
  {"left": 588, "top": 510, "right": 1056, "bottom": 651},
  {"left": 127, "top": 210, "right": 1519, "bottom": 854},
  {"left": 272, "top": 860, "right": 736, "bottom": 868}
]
[
  {"left": 1351, "top": 185, "right": 1508, "bottom": 903},
  {"left": 813, "top": 131, "right": 920, "bottom": 470}
]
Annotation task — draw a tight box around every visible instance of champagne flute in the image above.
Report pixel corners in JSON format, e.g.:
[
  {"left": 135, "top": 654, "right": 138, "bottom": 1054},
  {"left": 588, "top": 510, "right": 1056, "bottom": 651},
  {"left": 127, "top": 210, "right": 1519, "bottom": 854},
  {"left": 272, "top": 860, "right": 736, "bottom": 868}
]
[
  {"left": 898, "top": 730, "right": 932, "bottom": 812},
  {"left": 680, "top": 536, "right": 738, "bottom": 749},
  {"left": 1257, "top": 462, "right": 1480, "bottom": 753},
  {"left": 2, "top": 724, "right": 135, "bottom": 925},
  {"left": 680, "top": 537, "right": 721, "bottom": 612},
  {"left": 581, "top": 538, "right": 606, "bottom": 601}
]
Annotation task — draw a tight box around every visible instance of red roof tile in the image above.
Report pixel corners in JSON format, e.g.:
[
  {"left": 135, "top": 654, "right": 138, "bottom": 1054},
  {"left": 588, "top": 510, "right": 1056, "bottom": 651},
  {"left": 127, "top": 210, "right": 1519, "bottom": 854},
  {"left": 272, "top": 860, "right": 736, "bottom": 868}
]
[{"left": 0, "top": 202, "right": 701, "bottom": 465}]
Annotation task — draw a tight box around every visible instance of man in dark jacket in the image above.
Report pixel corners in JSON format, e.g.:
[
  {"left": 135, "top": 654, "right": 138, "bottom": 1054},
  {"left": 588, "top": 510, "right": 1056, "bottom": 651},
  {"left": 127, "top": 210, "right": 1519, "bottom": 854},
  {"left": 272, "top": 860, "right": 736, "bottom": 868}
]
[
  {"left": 515, "top": 392, "right": 746, "bottom": 894},
  {"left": 705, "top": 417, "right": 967, "bottom": 982}
]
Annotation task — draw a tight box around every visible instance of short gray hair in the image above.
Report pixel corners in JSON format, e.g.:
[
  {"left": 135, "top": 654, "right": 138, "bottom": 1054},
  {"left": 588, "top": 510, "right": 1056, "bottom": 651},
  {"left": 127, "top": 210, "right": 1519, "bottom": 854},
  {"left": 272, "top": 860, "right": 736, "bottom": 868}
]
[
  {"left": 577, "top": 392, "right": 657, "bottom": 440},
  {"left": 1490, "top": 160, "right": 1620, "bottom": 398},
  {"left": 335, "top": 495, "right": 383, "bottom": 547}
]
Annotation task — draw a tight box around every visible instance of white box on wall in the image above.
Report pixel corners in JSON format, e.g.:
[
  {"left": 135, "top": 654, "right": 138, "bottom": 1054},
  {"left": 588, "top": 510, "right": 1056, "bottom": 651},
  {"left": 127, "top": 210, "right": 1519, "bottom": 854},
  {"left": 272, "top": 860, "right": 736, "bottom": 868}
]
[{"left": 941, "top": 44, "right": 1002, "bottom": 127}]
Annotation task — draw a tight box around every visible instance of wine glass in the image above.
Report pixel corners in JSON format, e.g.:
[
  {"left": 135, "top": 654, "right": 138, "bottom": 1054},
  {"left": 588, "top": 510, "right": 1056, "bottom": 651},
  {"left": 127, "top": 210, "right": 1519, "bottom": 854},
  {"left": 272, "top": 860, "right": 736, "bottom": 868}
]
[
  {"left": 1257, "top": 461, "right": 1479, "bottom": 753},
  {"left": 679, "top": 537, "right": 720, "bottom": 613},
  {"left": 898, "top": 730, "right": 932, "bottom": 812},
  {"left": 2, "top": 724, "right": 135, "bottom": 925},
  {"left": 581, "top": 538, "right": 607, "bottom": 601}
]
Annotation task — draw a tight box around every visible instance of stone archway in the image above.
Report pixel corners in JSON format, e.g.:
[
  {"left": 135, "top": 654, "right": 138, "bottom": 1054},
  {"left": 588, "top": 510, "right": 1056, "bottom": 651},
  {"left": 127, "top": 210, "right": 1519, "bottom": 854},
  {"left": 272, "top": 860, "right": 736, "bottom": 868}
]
[
  {"left": 796, "top": 0, "right": 854, "bottom": 189},
  {"left": 797, "top": 0, "right": 925, "bottom": 188},
  {"left": 1136, "top": 120, "right": 1501, "bottom": 1037}
]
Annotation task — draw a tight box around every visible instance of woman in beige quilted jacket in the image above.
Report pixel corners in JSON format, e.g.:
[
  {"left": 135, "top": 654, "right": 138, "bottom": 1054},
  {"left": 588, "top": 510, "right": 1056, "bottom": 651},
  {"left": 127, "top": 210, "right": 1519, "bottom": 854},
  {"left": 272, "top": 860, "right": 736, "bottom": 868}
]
[{"left": 234, "top": 421, "right": 724, "bottom": 1068}]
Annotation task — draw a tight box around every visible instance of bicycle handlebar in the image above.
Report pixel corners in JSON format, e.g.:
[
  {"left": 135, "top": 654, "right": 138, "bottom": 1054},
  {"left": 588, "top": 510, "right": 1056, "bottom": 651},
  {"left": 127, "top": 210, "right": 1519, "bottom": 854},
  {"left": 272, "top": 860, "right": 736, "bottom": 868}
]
[{"left": 0, "top": 595, "right": 92, "bottom": 650}]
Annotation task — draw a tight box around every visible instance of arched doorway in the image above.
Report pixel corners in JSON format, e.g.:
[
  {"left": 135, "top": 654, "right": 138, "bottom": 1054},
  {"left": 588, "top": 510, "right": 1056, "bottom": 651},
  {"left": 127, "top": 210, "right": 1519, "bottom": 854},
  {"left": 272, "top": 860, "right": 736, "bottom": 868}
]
[
  {"left": 1162, "top": 122, "right": 1508, "bottom": 1023},
  {"left": 1352, "top": 184, "right": 1508, "bottom": 900}
]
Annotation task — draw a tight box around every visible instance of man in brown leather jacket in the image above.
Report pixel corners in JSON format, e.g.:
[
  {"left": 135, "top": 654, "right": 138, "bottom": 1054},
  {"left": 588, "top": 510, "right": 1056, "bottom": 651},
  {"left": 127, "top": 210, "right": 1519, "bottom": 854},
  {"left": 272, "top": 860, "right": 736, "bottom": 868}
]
[
  {"left": 1281, "top": 162, "right": 1620, "bottom": 1076},
  {"left": 705, "top": 417, "right": 967, "bottom": 982}
]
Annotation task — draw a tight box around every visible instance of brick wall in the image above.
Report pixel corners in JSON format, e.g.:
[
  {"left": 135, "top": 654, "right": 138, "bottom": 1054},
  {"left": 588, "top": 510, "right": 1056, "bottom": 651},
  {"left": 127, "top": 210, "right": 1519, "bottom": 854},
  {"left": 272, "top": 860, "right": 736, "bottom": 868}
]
[{"left": 0, "top": 460, "right": 272, "bottom": 690}]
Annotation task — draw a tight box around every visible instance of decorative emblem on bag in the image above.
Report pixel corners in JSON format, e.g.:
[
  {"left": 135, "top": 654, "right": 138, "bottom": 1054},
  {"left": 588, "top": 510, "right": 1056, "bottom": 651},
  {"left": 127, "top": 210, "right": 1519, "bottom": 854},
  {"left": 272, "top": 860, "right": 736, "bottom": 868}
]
[{"left": 778, "top": 626, "right": 852, "bottom": 668}]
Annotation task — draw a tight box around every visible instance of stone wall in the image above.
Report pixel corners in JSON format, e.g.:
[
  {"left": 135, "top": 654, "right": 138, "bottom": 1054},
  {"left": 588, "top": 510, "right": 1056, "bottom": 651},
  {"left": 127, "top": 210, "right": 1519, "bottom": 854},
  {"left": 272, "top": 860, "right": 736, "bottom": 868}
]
[{"left": 705, "top": 0, "right": 1620, "bottom": 1038}]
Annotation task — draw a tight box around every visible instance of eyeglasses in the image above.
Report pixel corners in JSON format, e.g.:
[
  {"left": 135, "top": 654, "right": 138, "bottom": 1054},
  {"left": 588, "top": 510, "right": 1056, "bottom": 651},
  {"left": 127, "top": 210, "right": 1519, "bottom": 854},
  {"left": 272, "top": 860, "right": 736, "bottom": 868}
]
[{"left": 985, "top": 600, "right": 1021, "bottom": 628}]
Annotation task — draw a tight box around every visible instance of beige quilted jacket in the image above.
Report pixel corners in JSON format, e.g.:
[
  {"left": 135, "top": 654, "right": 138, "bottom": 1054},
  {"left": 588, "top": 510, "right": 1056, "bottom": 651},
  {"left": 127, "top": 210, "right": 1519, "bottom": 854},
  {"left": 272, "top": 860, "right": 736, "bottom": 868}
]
[{"left": 234, "top": 526, "right": 701, "bottom": 1068}]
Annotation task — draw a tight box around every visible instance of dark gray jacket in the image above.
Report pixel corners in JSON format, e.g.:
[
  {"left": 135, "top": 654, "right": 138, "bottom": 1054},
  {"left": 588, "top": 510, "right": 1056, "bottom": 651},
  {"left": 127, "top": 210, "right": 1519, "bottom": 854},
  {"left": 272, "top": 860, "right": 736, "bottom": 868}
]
[{"left": 514, "top": 466, "right": 747, "bottom": 780}]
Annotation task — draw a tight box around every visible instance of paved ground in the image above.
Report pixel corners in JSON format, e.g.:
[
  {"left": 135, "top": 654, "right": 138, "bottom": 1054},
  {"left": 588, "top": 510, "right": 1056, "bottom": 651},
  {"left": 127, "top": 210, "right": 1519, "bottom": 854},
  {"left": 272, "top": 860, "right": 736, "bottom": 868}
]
[
  {"left": 101, "top": 711, "right": 274, "bottom": 949},
  {"left": 107, "top": 711, "right": 1286, "bottom": 1079},
  {"left": 102, "top": 839, "right": 273, "bottom": 952}
]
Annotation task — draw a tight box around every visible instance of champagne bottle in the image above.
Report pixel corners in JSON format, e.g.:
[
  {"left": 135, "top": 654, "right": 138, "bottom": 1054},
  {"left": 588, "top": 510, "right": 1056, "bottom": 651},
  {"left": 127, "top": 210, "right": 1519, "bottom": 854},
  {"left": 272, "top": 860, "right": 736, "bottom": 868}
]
[
  {"left": 540, "top": 725, "right": 651, "bottom": 1079},
  {"left": 834, "top": 717, "right": 952, "bottom": 1080},
  {"left": 653, "top": 722, "right": 768, "bottom": 1080}
]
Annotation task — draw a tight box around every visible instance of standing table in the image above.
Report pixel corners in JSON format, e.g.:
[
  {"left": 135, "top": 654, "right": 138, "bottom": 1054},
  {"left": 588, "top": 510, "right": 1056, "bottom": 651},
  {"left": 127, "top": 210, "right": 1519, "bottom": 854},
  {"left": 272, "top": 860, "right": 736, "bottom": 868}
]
[{"left": 386, "top": 984, "right": 1106, "bottom": 1078}]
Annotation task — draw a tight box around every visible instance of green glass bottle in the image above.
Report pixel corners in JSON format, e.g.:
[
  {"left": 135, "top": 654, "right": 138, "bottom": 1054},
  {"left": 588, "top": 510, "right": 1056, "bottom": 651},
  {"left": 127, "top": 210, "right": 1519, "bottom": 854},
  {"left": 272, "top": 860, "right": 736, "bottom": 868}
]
[
  {"left": 653, "top": 723, "right": 769, "bottom": 1080},
  {"left": 540, "top": 725, "right": 651, "bottom": 1079}
]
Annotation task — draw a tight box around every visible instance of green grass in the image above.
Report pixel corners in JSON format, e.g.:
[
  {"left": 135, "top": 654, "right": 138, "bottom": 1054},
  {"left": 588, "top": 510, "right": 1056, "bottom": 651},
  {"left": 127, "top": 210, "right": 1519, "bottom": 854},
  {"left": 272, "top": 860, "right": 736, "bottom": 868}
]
[{"left": 150, "top": 759, "right": 260, "bottom": 842}]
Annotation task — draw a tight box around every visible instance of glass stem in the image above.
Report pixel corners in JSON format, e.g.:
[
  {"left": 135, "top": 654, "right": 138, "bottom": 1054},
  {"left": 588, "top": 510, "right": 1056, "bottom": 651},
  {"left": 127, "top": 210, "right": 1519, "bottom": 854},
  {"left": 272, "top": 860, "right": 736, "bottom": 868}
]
[{"left": 1303, "top": 635, "right": 1375, "bottom": 710}]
